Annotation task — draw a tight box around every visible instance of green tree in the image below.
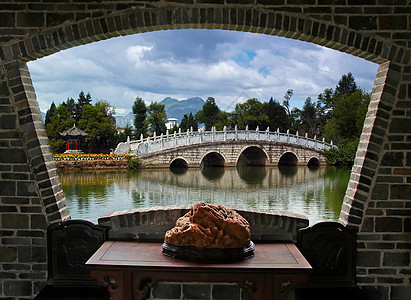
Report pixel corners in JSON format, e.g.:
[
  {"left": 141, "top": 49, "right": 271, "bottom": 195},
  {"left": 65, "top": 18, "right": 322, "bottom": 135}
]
[
  {"left": 146, "top": 102, "right": 167, "bottom": 135},
  {"left": 78, "top": 100, "right": 117, "bottom": 152},
  {"left": 45, "top": 93, "right": 117, "bottom": 153},
  {"left": 45, "top": 102, "right": 56, "bottom": 125},
  {"left": 180, "top": 112, "right": 198, "bottom": 132},
  {"left": 132, "top": 97, "right": 147, "bottom": 138},
  {"left": 263, "top": 97, "right": 288, "bottom": 132},
  {"left": 334, "top": 72, "right": 357, "bottom": 96},
  {"left": 214, "top": 111, "right": 233, "bottom": 131},
  {"left": 233, "top": 98, "right": 268, "bottom": 130},
  {"left": 323, "top": 138, "right": 360, "bottom": 166},
  {"left": 75, "top": 91, "right": 92, "bottom": 122},
  {"left": 300, "top": 97, "right": 318, "bottom": 136},
  {"left": 195, "top": 97, "right": 220, "bottom": 130},
  {"left": 45, "top": 101, "right": 75, "bottom": 153},
  {"left": 323, "top": 90, "right": 370, "bottom": 143}
]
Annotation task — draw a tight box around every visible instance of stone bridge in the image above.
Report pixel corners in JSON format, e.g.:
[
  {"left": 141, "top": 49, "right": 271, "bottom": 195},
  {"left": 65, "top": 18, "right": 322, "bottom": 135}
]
[{"left": 115, "top": 128, "right": 334, "bottom": 168}]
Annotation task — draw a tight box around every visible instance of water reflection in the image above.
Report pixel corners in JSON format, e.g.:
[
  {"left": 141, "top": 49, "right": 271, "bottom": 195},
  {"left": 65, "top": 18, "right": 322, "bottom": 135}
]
[{"left": 59, "top": 166, "right": 350, "bottom": 225}]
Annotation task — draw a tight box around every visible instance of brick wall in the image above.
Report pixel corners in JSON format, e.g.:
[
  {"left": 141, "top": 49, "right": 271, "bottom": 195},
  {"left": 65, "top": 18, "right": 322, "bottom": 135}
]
[
  {"left": 340, "top": 61, "right": 411, "bottom": 299},
  {"left": 0, "top": 61, "right": 70, "bottom": 297},
  {"left": 0, "top": 1, "right": 410, "bottom": 299}
]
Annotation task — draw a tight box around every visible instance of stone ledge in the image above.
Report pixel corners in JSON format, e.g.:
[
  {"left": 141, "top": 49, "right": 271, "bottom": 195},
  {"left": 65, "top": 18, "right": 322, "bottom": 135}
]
[{"left": 98, "top": 205, "right": 309, "bottom": 243}]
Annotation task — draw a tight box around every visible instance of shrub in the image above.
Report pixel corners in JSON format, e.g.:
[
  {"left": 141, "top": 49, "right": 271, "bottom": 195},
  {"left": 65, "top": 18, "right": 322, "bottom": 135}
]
[
  {"left": 322, "top": 139, "right": 359, "bottom": 166},
  {"left": 128, "top": 157, "right": 141, "bottom": 169}
]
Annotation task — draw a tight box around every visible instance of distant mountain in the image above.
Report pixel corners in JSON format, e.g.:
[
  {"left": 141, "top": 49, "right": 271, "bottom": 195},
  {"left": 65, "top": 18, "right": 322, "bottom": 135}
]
[
  {"left": 159, "top": 96, "right": 205, "bottom": 124},
  {"left": 114, "top": 112, "right": 134, "bottom": 128}
]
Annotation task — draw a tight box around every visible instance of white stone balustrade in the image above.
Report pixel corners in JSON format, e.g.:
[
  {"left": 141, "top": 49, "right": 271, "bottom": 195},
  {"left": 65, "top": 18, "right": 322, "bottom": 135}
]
[{"left": 113, "top": 127, "right": 336, "bottom": 156}]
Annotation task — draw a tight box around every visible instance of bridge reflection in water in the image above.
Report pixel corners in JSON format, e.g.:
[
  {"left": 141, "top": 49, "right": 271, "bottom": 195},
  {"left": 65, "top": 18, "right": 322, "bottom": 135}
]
[{"left": 59, "top": 166, "right": 350, "bottom": 225}]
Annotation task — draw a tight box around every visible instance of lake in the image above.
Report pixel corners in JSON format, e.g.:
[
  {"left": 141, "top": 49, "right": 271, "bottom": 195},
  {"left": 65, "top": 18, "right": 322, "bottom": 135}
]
[{"left": 58, "top": 166, "right": 351, "bottom": 225}]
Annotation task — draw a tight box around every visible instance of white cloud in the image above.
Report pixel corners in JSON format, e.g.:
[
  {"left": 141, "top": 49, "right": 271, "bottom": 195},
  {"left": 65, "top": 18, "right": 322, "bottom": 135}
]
[
  {"left": 28, "top": 29, "right": 379, "bottom": 116},
  {"left": 126, "top": 45, "right": 154, "bottom": 63}
]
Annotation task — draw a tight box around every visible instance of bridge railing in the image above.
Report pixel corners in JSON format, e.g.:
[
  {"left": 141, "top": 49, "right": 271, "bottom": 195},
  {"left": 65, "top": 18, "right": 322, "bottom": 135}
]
[{"left": 114, "top": 126, "right": 336, "bottom": 156}]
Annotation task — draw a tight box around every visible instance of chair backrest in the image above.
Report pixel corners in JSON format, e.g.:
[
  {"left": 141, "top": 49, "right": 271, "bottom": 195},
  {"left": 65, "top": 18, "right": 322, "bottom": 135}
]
[
  {"left": 47, "top": 219, "right": 107, "bottom": 286},
  {"left": 297, "top": 221, "right": 357, "bottom": 288}
]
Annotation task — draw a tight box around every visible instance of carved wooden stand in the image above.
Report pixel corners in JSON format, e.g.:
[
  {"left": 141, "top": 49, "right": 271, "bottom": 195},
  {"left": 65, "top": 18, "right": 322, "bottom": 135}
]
[{"left": 86, "top": 241, "right": 311, "bottom": 300}]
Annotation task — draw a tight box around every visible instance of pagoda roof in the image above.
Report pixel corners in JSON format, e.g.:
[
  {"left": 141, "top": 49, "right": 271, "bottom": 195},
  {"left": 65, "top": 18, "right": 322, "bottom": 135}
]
[{"left": 59, "top": 125, "right": 88, "bottom": 137}]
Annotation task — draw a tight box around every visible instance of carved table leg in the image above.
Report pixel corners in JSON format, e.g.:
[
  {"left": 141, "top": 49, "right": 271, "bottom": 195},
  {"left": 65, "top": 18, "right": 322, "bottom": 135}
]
[
  {"left": 89, "top": 270, "right": 132, "bottom": 300},
  {"left": 133, "top": 274, "right": 159, "bottom": 300}
]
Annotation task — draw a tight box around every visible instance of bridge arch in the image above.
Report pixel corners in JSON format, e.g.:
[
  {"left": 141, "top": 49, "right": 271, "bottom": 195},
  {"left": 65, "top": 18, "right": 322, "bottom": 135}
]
[
  {"left": 200, "top": 151, "right": 226, "bottom": 169},
  {"left": 170, "top": 157, "right": 189, "bottom": 169},
  {"left": 307, "top": 156, "right": 320, "bottom": 168},
  {"left": 237, "top": 146, "right": 268, "bottom": 167},
  {"left": 278, "top": 151, "right": 299, "bottom": 166}
]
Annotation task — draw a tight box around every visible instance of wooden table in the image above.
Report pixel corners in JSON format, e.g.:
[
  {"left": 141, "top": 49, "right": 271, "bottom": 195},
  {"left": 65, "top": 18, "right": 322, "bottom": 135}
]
[{"left": 86, "top": 241, "right": 311, "bottom": 300}]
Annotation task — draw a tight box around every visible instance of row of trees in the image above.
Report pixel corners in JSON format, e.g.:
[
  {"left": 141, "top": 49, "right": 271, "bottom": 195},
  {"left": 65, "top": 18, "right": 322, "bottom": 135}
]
[{"left": 45, "top": 92, "right": 117, "bottom": 153}]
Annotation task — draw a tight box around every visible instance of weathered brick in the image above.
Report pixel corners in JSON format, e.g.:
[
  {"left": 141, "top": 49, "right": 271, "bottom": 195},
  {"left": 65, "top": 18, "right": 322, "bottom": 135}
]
[
  {"left": 213, "top": 284, "right": 241, "bottom": 299},
  {"left": 30, "top": 214, "right": 47, "bottom": 229},
  {"left": 391, "top": 286, "right": 411, "bottom": 300},
  {"left": 389, "top": 118, "right": 411, "bottom": 133},
  {"left": 381, "top": 152, "right": 404, "bottom": 166},
  {"left": 16, "top": 12, "right": 44, "bottom": 27},
  {"left": 0, "top": 181, "right": 15, "bottom": 196},
  {"left": 371, "top": 184, "right": 389, "bottom": 200},
  {"left": 152, "top": 282, "right": 181, "bottom": 299},
  {"left": 357, "top": 251, "right": 381, "bottom": 267},
  {"left": 0, "top": 12, "right": 15, "bottom": 27},
  {"left": 375, "top": 217, "right": 402, "bottom": 232},
  {"left": 4, "top": 280, "right": 31, "bottom": 296},
  {"left": 391, "top": 184, "right": 411, "bottom": 199},
  {"left": 349, "top": 16, "right": 377, "bottom": 30},
  {"left": 404, "top": 218, "right": 411, "bottom": 232},
  {"left": 2, "top": 213, "right": 29, "bottom": 229},
  {"left": 0, "top": 149, "right": 27, "bottom": 163},
  {"left": 383, "top": 252, "right": 410, "bottom": 266},
  {"left": 0, "top": 247, "right": 17, "bottom": 262}
]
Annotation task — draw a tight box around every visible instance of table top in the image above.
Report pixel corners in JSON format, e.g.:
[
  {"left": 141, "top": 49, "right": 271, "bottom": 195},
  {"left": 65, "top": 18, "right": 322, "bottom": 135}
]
[{"left": 86, "top": 241, "right": 311, "bottom": 272}]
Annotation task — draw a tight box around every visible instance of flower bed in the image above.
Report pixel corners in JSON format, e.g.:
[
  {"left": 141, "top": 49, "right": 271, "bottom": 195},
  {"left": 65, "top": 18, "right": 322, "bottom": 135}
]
[
  {"left": 53, "top": 153, "right": 135, "bottom": 161},
  {"left": 53, "top": 153, "right": 139, "bottom": 170}
]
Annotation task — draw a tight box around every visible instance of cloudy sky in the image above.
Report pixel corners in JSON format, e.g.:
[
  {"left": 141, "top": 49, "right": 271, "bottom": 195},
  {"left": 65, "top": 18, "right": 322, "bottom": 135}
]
[{"left": 27, "top": 29, "right": 379, "bottom": 116}]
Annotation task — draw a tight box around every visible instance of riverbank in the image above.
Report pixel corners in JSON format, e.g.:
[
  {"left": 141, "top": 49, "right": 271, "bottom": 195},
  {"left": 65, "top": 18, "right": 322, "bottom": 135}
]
[
  {"left": 53, "top": 153, "right": 137, "bottom": 170},
  {"left": 55, "top": 159, "right": 130, "bottom": 170}
]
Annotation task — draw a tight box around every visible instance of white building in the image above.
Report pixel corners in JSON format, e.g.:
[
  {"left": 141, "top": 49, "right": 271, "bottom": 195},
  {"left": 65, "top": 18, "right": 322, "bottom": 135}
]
[{"left": 165, "top": 118, "right": 178, "bottom": 130}]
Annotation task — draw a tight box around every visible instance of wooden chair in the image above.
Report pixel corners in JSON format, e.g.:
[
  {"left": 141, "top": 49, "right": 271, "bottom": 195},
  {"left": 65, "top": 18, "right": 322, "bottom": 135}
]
[
  {"left": 296, "top": 221, "right": 361, "bottom": 300},
  {"left": 35, "top": 220, "right": 109, "bottom": 299}
]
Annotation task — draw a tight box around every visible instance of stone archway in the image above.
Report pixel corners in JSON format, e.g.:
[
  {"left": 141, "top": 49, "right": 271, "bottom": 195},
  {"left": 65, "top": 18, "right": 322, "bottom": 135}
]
[
  {"left": 237, "top": 146, "right": 268, "bottom": 166},
  {"left": 170, "top": 157, "right": 188, "bottom": 169},
  {"left": 1, "top": 2, "right": 410, "bottom": 299},
  {"left": 307, "top": 156, "right": 320, "bottom": 168},
  {"left": 200, "top": 151, "right": 225, "bottom": 168},
  {"left": 278, "top": 151, "right": 299, "bottom": 166}
]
